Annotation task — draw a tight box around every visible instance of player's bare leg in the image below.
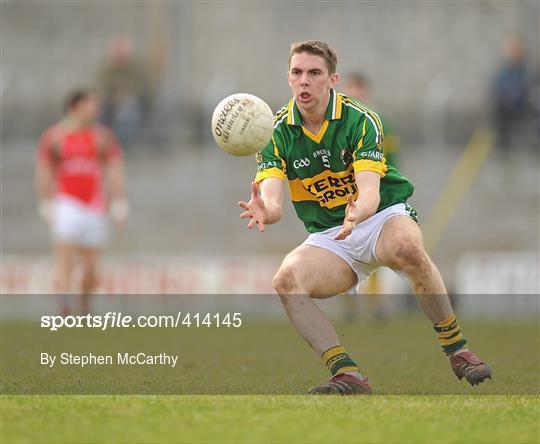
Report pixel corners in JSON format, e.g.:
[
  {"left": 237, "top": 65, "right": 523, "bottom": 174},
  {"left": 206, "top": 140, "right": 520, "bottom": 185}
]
[
  {"left": 78, "top": 247, "right": 100, "bottom": 315},
  {"left": 273, "top": 245, "right": 355, "bottom": 354},
  {"left": 376, "top": 216, "right": 492, "bottom": 386},
  {"left": 53, "top": 242, "right": 77, "bottom": 315},
  {"left": 273, "top": 245, "right": 371, "bottom": 395}
]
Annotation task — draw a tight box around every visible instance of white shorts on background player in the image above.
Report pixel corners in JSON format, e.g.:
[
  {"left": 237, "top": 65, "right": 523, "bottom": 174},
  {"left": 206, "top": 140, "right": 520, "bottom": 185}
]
[
  {"left": 302, "top": 203, "right": 413, "bottom": 293},
  {"left": 51, "top": 196, "right": 108, "bottom": 248}
]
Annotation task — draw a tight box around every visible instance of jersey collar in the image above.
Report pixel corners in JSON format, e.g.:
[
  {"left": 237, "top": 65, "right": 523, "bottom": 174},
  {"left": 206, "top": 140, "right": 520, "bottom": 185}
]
[{"left": 287, "top": 88, "right": 343, "bottom": 126}]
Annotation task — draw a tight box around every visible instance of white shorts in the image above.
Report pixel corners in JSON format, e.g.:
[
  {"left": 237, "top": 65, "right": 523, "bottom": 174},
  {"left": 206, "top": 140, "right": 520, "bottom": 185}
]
[
  {"left": 51, "top": 197, "right": 109, "bottom": 248},
  {"left": 302, "top": 203, "right": 417, "bottom": 292}
]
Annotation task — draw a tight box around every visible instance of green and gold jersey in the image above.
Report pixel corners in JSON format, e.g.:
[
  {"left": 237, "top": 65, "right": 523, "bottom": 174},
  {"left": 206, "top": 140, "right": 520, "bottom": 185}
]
[{"left": 255, "top": 89, "right": 414, "bottom": 233}]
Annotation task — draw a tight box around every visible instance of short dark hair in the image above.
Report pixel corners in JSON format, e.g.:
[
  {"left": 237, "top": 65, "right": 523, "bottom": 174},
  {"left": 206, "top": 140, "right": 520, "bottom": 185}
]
[
  {"left": 64, "top": 88, "right": 96, "bottom": 113},
  {"left": 289, "top": 40, "right": 338, "bottom": 74}
]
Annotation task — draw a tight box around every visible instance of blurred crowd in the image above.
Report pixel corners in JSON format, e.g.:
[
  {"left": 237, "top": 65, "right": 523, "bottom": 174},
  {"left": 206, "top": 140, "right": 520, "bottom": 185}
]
[
  {"left": 26, "top": 29, "right": 537, "bottom": 159},
  {"left": 491, "top": 34, "right": 539, "bottom": 152},
  {"left": 96, "top": 34, "right": 154, "bottom": 150}
]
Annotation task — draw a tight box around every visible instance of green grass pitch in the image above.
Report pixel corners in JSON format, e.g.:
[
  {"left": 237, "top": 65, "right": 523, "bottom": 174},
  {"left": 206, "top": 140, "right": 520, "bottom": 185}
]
[
  {"left": 2, "top": 395, "right": 539, "bottom": 443},
  {"left": 1, "top": 316, "right": 539, "bottom": 443}
]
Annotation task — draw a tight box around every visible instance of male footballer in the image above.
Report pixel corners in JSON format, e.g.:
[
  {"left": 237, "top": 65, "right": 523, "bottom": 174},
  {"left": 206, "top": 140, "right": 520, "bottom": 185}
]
[
  {"left": 36, "top": 89, "right": 128, "bottom": 314},
  {"left": 239, "top": 40, "right": 492, "bottom": 394}
]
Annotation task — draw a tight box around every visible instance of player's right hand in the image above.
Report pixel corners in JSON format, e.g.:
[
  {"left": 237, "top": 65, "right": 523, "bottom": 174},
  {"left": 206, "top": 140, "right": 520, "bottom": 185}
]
[
  {"left": 238, "top": 181, "right": 266, "bottom": 232},
  {"left": 334, "top": 194, "right": 360, "bottom": 240}
]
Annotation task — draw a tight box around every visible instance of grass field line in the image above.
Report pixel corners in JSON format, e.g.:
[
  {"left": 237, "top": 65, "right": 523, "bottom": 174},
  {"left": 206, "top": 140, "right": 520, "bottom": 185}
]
[{"left": 423, "top": 127, "right": 495, "bottom": 253}]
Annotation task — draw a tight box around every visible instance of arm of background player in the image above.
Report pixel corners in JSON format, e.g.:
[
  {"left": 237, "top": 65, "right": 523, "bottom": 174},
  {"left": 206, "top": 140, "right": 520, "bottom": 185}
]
[
  {"left": 107, "top": 159, "right": 129, "bottom": 224},
  {"left": 103, "top": 129, "right": 129, "bottom": 224},
  {"left": 35, "top": 160, "right": 54, "bottom": 201},
  {"left": 35, "top": 133, "right": 56, "bottom": 222},
  {"left": 238, "top": 178, "right": 284, "bottom": 232},
  {"left": 334, "top": 171, "right": 380, "bottom": 240},
  {"left": 107, "top": 160, "right": 126, "bottom": 202},
  {"left": 35, "top": 131, "right": 55, "bottom": 201}
]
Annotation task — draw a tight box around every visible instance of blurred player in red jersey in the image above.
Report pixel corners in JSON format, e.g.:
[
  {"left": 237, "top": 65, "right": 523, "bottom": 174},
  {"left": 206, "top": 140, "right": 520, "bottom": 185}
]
[{"left": 36, "top": 89, "right": 129, "bottom": 314}]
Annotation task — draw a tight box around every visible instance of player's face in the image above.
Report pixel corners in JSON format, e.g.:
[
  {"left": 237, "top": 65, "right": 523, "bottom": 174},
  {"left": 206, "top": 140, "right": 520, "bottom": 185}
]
[
  {"left": 288, "top": 53, "right": 338, "bottom": 113},
  {"left": 75, "top": 95, "right": 101, "bottom": 124}
]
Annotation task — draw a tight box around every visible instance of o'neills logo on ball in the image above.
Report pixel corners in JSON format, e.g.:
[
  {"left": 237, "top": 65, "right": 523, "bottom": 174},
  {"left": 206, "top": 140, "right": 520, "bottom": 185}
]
[{"left": 214, "top": 97, "right": 242, "bottom": 141}]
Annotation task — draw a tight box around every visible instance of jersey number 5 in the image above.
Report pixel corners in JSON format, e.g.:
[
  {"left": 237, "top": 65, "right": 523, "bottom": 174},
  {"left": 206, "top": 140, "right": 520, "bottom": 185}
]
[{"left": 322, "top": 155, "right": 330, "bottom": 168}]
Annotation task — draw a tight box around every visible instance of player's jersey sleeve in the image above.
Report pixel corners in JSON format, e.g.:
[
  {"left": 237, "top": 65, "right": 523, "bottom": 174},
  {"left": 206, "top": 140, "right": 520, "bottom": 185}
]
[
  {"left": 351, "top": 114, "right": 387, "bottom": 177},
  {"left": 254, "top": 133, "right": 286, "bottom": 182}
]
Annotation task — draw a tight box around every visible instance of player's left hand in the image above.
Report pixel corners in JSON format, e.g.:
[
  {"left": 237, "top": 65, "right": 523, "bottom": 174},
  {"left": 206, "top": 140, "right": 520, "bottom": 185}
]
[
  {"left": 334, "top": 194, "right": 360, "bottom": 240},
  {"left": 110, "top": 199, "right": 130, "bottom": 226}
]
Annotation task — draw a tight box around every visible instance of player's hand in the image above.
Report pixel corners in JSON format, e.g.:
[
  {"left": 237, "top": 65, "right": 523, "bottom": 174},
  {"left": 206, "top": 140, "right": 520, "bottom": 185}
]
[
  {"left": 110, "top": 199, "right": 130, "bottom": 227},
  {"left": 238, "top": 181, "right": 267, "bottom": 232},
  {"left": 334, "top": 194, "right": 360, "bottom": 240}
]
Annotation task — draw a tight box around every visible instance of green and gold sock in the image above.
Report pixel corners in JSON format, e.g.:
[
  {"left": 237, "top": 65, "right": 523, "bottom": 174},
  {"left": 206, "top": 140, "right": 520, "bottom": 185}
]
[
  {"left": 434, "top": 315, "right": 468, "bottom": 355},
  {"left": 321, "top": 345, "right": 359, "bottom": 375}
]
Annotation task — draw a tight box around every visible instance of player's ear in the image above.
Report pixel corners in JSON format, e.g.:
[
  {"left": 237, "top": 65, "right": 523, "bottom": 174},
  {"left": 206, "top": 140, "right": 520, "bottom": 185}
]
[
  {"left": 287, "top": 70, "right": 293, "bottom": 88},
  {"left": 330, "top": 72, "right": 339, "bottom": 88}
]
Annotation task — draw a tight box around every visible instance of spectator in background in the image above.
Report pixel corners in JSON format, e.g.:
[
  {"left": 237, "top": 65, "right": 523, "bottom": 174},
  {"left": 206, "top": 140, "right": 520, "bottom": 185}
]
[
  {"left": 343, "top": 73, "right": 400, "bottom": 167},
  {"left": 36, "top": 88, "right": 129, "bottom": 314},
  {"left": 492, "top": 35, "right": 530, "bottom": 150},
  {"left": 96, "top": 34, "right": 152, "bottom": 149}
]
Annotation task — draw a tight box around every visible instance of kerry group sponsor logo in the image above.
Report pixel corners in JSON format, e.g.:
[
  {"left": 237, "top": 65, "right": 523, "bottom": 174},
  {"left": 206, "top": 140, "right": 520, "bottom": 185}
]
[
  {"left": 307, "top": 172, "right": 357, "bottom": 205},
  {"left": 291, "top": 169, "right": 358, "bottom": 208}
]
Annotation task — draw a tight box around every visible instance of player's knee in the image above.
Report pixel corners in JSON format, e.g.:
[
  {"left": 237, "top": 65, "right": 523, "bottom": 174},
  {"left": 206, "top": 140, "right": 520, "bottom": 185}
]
[
  {"left": 392, "top": 238, "right": 430, "bottom": 275},
  {"left": 272, "top": 265, "right": 302, "bottom": 295}
]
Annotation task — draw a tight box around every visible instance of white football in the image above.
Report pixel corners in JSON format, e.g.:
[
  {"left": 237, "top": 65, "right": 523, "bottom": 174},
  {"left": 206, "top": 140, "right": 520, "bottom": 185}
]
[{"left": 211, "top": 93, "right": 274, "bottom": 156}]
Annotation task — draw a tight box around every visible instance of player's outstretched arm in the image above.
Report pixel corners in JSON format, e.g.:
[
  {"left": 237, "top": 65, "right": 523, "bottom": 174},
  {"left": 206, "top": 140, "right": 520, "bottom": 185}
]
[
  {"left": 35, "top": 159, "right": 55, "bottom": 224},
  {"left": 335, "top": 171, "right": 381, "bottom": 240},
  {"left": 238, "top": 178, "right": 284, "bottom": 232}
]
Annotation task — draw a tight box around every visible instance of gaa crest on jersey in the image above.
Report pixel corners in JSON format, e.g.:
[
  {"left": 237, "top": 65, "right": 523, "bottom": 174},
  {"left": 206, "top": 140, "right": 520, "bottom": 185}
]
[
  {"left": 255, "top": 151, "right": 263, "bottom": 163},
  {"left": 340, "top": 148, "right": 352, "bottom": 166}
]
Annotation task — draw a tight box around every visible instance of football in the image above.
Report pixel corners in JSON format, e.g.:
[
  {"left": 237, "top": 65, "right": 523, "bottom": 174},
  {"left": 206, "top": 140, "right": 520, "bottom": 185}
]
[{"left": 211, "top": 93, "right": 274, "bottom": 156}]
